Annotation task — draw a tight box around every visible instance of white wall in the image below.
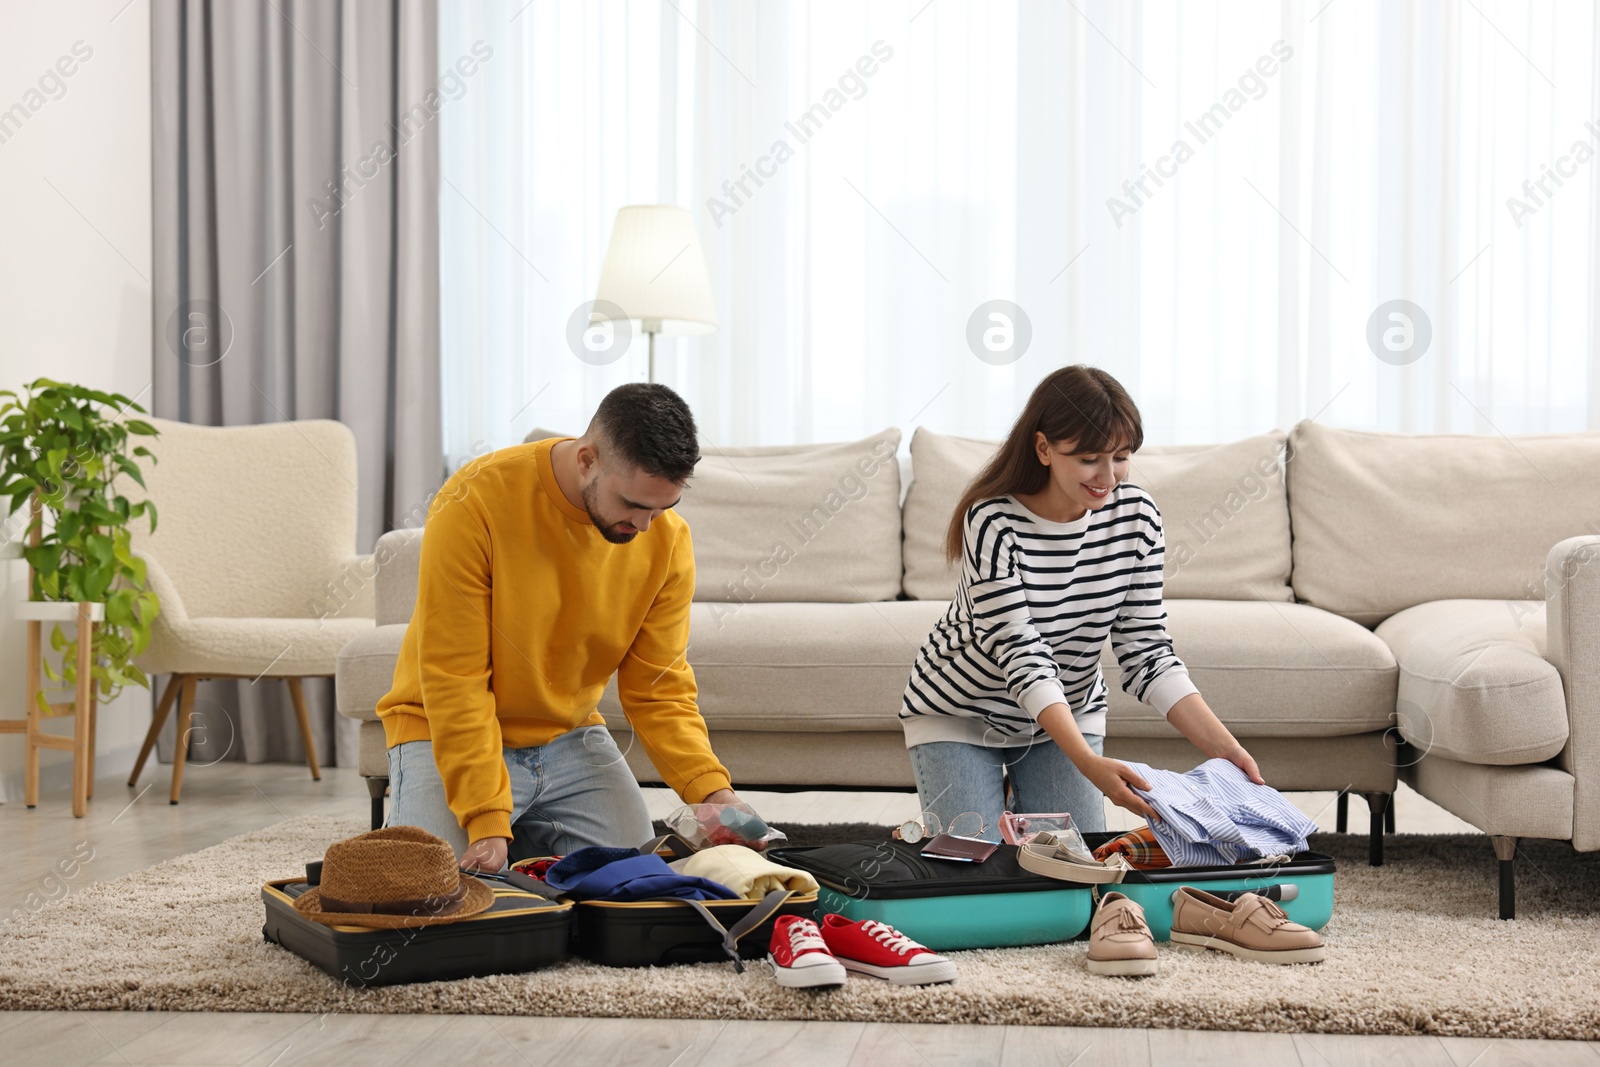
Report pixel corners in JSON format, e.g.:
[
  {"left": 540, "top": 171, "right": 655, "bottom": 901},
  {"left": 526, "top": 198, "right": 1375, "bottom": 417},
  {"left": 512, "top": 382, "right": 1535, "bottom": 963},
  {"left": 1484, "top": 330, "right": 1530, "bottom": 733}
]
[{"left": 0, "top": 0, "right": 152, "bottom": 801}]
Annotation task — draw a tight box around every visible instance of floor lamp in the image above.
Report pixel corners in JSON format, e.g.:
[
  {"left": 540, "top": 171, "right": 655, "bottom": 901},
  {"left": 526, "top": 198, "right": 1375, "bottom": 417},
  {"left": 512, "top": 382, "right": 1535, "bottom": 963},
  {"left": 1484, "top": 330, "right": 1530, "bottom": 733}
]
[{"left": 592, "top": 205, "right": 719, "bottom": 383}]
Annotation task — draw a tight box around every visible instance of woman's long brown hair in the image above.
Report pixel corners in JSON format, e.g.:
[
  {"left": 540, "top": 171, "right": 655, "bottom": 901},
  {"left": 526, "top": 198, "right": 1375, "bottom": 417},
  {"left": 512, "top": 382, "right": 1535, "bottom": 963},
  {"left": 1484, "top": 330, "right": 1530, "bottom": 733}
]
[{"left": 943, "top": 365, "right": 1144, "bottom": 564}]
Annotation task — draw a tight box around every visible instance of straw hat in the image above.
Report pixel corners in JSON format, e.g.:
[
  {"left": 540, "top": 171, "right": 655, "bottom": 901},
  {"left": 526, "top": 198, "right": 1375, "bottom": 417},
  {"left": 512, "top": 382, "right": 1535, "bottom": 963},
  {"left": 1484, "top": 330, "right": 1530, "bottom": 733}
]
[{"left": 293, "top": 826, "right": 495, "bottom": 929}]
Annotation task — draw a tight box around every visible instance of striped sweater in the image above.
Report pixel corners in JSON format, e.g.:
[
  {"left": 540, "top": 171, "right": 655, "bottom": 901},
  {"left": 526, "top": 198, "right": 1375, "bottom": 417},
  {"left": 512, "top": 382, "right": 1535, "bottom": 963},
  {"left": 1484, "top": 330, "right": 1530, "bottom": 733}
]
[{"left": 900, "top": 486, "right": 1198, "bottom": 748}]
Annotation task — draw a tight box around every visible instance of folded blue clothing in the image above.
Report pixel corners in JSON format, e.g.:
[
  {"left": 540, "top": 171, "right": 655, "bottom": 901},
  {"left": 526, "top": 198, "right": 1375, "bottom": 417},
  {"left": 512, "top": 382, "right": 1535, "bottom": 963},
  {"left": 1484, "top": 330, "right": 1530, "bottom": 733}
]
[
  {"left": 543, "top": 846, "right": 741, "bottom": 902},
  {"left": 1120, "top": 758, "right": 1319, "bottom": 867}
]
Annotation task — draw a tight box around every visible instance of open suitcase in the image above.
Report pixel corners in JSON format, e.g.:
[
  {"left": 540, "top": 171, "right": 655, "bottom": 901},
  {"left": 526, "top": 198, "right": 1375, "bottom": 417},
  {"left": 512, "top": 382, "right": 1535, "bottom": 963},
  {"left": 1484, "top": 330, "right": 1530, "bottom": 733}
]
[
  {"left": 261, "top": 872, "right": 574, "bottom": 987},
  {"left": 511, "top": 835, "right": 820, "bottom": 968},
  {"left": 766, "top": 839, "right": 1094, "bottom": 951},
  {"left": 770, "top": 833, "right": 1338, "bottom": 951}
]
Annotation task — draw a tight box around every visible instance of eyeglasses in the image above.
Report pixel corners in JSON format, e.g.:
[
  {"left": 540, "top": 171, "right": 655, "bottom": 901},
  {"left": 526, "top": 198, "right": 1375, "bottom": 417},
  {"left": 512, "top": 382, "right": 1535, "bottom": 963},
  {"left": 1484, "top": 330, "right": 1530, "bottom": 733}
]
[{"left": 891, "top": 810, "right": 988, "bottom": 844}]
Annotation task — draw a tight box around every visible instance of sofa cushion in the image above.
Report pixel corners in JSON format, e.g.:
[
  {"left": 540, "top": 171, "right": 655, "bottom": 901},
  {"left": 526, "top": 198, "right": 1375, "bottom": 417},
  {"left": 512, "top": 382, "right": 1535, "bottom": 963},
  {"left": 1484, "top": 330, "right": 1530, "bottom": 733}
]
[
  {"left": 526, "top": 427, "right": 904, "bottom": 602},
  {"left": 899, "top": 429, "right": 994, "bottom": 600},
  {"left": 599, "top": 600, "right": 948, "bottom": 732},
  {"left": 901, "top": 427, "right": 1293, "bottom": 602},
  {"left": 344, "top": 596, "right": 1395, "bottom": 747},
  {"left": 1286, "top": 421, "right": 1600, "bottom": 625},
  {"left": 672, "top": 429, "right": 904, "bottom": 602},
  {"left": 1375, "top": 600, "right": 1567, "bottom": 765},
  {"left": 1099, "top": 600, "right": 1396, "bottom": 739},
  {"left": 595, "top": 598, "right": 1395, "bottom": 740}
]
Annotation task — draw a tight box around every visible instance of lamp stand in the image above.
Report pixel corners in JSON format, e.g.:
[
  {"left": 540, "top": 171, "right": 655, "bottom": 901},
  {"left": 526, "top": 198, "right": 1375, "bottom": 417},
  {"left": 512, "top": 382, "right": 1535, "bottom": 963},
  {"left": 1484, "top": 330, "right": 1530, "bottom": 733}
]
[{"left": 643, "top": 318, "right": 662, "bottom": 384}]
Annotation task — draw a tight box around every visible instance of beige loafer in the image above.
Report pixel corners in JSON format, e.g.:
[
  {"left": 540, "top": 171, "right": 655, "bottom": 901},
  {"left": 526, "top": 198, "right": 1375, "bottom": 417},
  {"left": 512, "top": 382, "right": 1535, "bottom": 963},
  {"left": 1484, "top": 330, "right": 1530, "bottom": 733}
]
[
  {"left": 1169, "top": 886, "right": 1326, "bottom": 964},
  {"left": 1085, "top": 891, "right": 1158, "bottom": 976}
]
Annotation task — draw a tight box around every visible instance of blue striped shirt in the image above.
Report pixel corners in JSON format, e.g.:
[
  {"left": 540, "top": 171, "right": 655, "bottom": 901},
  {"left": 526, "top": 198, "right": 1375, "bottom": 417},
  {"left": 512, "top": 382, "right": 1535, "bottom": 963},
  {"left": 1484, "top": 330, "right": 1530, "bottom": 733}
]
[
  {"left": 1121, "top": 758, "right": 1319, "bottom": 866},
  {"left": 900, "top": 486, "right": 1197, "bottom": 749}
]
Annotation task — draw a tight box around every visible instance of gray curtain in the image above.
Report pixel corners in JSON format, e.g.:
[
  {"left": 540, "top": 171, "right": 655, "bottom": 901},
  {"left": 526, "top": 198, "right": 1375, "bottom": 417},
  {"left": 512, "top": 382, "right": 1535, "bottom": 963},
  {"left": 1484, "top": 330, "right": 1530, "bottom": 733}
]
[{"left": 150, "top": 0, "right": 444, "bottom": 769}]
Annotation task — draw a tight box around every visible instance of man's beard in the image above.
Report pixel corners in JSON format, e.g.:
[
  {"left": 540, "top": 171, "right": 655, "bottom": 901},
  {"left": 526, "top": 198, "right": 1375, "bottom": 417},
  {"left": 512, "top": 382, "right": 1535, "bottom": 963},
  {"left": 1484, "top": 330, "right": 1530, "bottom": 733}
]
[{"left": 581, "top": 478, "right": 637, "bottom": 544}]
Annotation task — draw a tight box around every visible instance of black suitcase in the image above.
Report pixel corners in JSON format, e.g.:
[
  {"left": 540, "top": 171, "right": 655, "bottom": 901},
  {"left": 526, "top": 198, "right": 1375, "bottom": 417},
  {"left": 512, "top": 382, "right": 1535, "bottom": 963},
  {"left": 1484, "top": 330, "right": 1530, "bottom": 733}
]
[
  {"left": 261, "top": 873, "right": 574, "bottom": 987},
  {"left": 513, "top": 835, "right": 820, "bottom": 968},
  {"left": 568, "top": 892, "right": 818, "bottom": 967}
]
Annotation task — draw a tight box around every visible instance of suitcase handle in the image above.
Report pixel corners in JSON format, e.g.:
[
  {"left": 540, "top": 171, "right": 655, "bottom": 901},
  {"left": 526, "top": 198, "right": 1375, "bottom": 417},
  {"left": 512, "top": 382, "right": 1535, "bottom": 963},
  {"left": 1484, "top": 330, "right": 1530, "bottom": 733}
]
[
  {"left": 647, "top": 889, "right": 795, "bottom": 974},
  {"left": 638, "top": 833, "right": 702, "bottom": 861},
  {"left": 1167, "top": 883, "right": 1298, "bottom": 905},
  {"left": 468, "top": 867, "right": 565, "bottom": 899}
]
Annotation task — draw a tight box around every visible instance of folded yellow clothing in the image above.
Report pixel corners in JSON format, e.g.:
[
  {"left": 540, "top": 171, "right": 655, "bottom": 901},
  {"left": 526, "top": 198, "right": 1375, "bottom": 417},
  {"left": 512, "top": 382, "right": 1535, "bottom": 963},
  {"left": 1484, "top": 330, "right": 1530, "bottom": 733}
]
[{"left": 667, "top": 844, "right": 819, "bottom": 899}]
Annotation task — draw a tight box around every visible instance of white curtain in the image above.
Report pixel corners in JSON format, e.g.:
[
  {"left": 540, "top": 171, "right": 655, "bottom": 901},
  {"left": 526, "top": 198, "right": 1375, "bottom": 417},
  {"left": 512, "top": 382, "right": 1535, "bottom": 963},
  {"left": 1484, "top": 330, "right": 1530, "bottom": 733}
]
[{"left": 439, "top": 0, "right": 1600, "bottom": 464}]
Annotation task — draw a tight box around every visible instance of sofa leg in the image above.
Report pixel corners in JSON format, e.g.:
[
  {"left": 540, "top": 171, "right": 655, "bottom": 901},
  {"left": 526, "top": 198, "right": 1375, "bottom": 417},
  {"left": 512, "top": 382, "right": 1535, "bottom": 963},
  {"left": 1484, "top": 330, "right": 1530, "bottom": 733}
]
[
  {"left": 1491, "top": 835, "right": 1517, "bottom": 920},
  {"left": 367, "top": 776, "right": 389, "bottom": 831},
  {"left": 1384, "top": 802, "right": 1395, "bottom": 834},
  {"left": 1335, "top": 791, "right": 1348, "bottom": 833},
  {"left": 1361, "top": 792, "right": 1390, "bottom": 866}
]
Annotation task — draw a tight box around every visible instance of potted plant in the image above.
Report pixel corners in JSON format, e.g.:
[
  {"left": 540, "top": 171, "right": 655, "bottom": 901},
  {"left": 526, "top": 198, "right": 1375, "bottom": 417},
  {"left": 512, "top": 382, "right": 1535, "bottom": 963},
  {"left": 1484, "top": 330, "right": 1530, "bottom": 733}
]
[{"left": 0, "top": 378, "right": 161, "bottom": 712}]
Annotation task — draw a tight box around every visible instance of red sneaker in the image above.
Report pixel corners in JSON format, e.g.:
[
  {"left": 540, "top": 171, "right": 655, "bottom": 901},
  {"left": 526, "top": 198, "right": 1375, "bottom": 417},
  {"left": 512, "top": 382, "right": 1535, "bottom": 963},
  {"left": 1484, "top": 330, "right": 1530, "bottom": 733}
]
[
  {"left": 817, "top": 914, "right": 957, "bottom": 986},
  {"left": 767, "top": 915, "right": 846, "bottom": 989}
]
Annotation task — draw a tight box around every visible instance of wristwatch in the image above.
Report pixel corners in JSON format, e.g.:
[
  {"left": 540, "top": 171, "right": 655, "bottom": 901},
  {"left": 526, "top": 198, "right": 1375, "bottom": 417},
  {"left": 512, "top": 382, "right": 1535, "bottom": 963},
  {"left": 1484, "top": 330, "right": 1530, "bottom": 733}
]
[{"left": 892, "top": 815, "right": 935, "bottom": 844}]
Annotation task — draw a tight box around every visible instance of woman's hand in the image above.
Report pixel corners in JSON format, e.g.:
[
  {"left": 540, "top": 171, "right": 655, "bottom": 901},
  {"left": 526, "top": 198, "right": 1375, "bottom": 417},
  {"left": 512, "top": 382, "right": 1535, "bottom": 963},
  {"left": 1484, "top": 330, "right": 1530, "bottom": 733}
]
[
  {"left": 1081, "top": 755, "right": 1161, "bottom": 824},
  {"left": 1221, "top": 743, "right": 1265, "bottom": 785},
  {"left": 1165, "top": 695, "right": 1265, "bottom": 785}
]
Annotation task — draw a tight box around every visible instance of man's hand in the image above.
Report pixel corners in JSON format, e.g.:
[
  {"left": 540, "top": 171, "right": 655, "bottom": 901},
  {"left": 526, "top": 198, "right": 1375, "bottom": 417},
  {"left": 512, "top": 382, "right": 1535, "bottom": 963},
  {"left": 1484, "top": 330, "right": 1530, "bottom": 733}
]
[
  {"left": 1081, "top": 755, "right": 1162, "bottom": 824},
  {"left": 459, "top": 836, "right": 509, "bottom": 873},
  {"left": 703, "top": 788, "right": 741, "bottom": 806}
]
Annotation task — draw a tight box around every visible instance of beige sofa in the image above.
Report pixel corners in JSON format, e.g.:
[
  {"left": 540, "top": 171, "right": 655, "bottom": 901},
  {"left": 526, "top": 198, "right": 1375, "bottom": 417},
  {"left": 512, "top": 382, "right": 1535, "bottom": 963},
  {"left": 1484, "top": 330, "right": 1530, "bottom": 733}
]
[{"left": 334, "top": 422, "right": 1600, "bottom": 918}]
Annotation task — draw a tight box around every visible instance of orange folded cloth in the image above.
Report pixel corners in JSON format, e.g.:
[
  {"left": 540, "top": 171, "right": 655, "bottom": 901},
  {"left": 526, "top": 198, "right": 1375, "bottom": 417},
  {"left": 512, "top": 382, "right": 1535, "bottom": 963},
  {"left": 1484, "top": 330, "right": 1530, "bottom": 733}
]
[{"left": 1091, "top": 825, "right": 1172, "bottom": 870}]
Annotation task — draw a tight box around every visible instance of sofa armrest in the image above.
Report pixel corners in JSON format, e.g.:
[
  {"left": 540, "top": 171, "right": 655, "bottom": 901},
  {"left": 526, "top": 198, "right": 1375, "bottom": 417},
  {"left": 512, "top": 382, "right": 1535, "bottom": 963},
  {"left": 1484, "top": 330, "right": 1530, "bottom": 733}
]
[
  {"left": 1546, "top": 534, "right": 1600, "bottom": 850},
  {"left": 372, "top": 527, "right": 424, "bottom": 627}
]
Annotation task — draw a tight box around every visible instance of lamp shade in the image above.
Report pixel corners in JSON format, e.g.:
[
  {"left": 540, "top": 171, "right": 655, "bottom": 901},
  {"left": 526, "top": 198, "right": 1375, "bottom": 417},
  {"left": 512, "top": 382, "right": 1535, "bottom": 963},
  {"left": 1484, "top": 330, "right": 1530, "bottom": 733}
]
[{"left": 591, "top": 205, "right": 718, "bottom": 336}]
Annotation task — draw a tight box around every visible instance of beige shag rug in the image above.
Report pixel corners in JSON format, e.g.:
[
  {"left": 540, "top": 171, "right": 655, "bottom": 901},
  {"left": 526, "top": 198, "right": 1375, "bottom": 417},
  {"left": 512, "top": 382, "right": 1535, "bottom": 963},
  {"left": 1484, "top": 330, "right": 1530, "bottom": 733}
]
[{"left": 1, "top": 815, "right": 1597, "bottom": 1038}]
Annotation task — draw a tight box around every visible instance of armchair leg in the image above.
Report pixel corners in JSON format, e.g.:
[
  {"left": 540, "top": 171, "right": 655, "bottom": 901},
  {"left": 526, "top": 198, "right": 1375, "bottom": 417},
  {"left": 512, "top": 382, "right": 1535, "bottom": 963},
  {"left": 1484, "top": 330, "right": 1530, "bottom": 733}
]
[
  {"left": 1385, "top": 802, "right": 1395, "bottom": 834},
  {"left": 130, "top": 674, "right": 182, "bottom": 788},
  {"left": 169, "top": 676, "right": 198, "bottom": 805},
  {"left": 285, "top": 677, "right": 322, "bottom": 781},
  {"left": 368, "top": 776, "right": 389, "bottom": 831},
  {"left": 1491, "top": 835, "right": 1517, "bottom": 920},
  {"left": 1361, "top": 792, "right": 1391, "bottom": 866},
  {"left": 1335, "top": 792, "right": 1348, "bottom": 833}
]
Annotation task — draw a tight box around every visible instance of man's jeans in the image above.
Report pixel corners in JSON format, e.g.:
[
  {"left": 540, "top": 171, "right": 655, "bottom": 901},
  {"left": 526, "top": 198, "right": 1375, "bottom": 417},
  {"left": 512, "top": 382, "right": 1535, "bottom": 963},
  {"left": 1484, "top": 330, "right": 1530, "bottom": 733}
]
[
  {"left": 908, "top": 733, "right": 1107, "bottom": 842},
  {"left": 387, "top": 726, "right": 655, "bottom": 861}
]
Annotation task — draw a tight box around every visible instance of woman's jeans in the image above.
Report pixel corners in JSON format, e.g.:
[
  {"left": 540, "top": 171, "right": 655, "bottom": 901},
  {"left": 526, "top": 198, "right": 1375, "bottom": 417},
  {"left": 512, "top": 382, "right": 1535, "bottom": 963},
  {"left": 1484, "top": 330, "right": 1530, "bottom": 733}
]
[
  {"left": 386, "top": 726, "right": 655, "bottom": 862},
  {"left": 908, "top": 733, "right": 1106, "bottom": 842}
]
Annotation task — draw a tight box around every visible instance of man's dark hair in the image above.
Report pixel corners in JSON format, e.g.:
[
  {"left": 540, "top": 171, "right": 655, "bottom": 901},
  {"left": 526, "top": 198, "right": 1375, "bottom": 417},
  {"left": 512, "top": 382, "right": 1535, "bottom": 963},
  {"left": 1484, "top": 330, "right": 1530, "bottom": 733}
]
[{"left": 590, "top": 383, "right": 702, "bottom": 483}]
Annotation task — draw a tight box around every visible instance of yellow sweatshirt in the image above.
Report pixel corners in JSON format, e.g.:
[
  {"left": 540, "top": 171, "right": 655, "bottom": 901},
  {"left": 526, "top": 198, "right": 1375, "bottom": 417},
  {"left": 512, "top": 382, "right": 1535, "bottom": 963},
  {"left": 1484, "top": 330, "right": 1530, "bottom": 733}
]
[{"left": 376, "top": 437, "right": 732, "bottom": 843}]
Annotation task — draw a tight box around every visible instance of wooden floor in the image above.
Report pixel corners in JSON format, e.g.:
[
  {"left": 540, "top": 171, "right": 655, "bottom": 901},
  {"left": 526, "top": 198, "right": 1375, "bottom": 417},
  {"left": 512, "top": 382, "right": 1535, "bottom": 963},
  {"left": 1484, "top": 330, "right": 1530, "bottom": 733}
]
[{"left": 2, "top": 761, "right": 1595, "bottom": 1067}]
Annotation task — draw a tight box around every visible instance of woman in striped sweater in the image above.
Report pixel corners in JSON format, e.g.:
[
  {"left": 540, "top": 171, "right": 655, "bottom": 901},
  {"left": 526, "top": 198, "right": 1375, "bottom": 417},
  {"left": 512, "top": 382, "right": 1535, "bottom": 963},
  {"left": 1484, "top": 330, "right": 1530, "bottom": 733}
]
[{"left": 899, "top": 365, "right": 1264, "bottom": 840}]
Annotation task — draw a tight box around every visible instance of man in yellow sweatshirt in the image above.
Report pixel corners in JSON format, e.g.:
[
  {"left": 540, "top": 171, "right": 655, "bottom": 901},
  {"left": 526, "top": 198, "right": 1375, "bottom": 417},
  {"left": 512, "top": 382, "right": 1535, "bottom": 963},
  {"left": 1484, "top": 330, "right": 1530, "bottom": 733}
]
[{"left": 376, "top": 384, "right": 743, "bottom": 873}]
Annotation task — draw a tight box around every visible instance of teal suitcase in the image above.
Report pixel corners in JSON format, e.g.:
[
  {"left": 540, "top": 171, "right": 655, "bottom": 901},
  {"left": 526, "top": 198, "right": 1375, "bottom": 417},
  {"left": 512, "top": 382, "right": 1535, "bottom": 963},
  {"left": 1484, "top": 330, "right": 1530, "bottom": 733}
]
[
  {"left": 767, "top": 839, "right": 1093, "bottom": 951},
  {"left": 1078, "top": 831, "right": 1337, "bottom": 941}
]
